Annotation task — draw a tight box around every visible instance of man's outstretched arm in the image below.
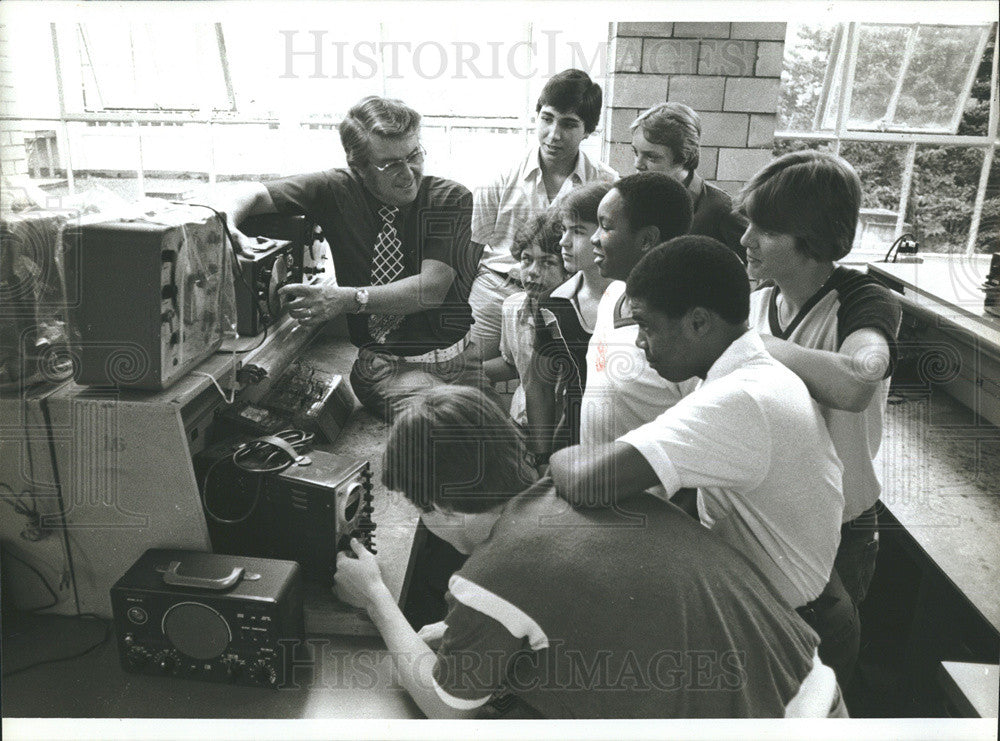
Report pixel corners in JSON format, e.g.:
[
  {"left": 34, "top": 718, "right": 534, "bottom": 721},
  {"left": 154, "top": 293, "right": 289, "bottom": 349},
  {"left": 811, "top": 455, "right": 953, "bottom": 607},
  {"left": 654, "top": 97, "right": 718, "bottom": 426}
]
[{"left": 549, "top": 441, "right": 662, "bottom": 507}]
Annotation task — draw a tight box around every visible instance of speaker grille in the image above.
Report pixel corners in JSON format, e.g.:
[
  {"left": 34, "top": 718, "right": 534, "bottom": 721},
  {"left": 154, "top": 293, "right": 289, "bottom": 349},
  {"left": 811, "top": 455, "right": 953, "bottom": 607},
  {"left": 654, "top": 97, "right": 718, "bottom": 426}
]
[{"left": 163, "top": 602, "right": 231, "bottom": 659}]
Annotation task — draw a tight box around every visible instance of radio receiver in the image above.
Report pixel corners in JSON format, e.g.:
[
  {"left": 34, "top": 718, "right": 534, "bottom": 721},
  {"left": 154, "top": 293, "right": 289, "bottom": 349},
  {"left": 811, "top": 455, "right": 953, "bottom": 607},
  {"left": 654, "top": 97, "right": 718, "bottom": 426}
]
[
  {"left": 235, "top": 214, "right": 327, "bottom": 336},
  {"left": 111, "top": 549, "right": 303, "bottom": 687}
]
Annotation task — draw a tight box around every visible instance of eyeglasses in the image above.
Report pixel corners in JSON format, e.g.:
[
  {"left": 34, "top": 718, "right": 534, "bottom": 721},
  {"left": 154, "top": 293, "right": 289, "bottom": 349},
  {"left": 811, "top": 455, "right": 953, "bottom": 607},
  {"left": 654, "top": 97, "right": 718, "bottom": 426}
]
[{"left": 371, "top": 145, "right": 426, "bottom": 175}]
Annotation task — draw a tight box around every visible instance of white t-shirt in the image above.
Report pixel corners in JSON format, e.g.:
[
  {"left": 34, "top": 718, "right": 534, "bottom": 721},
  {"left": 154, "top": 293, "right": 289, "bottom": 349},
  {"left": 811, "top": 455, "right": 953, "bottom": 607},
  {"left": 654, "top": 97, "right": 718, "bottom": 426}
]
[
  {"left": 620, "top": 330, "right": 845, "bottom": 608},
  {"left": 749, "top": 268, "right": 901, "bottom": 522},
  {"left": 580, "top": 281, "right": 696, "bottom": 446}
]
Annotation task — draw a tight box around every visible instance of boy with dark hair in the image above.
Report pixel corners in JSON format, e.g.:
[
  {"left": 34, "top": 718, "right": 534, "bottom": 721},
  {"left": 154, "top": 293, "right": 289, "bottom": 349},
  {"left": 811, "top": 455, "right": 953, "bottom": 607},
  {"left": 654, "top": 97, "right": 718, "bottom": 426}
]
[
  {"left": 467, "top": 69, "right": 617, "bottom": 363},
  {"left": 580, "top": 172, "right": 696, "bottom": 447},
  {"left": 551, "top": 235, "right": 858, "bottom": 688},
  {"left": 631, "top": 102, "right": 747, "bottom": 260},
  {"left": 738, "top": 150, "right": 902, "bottom": 607},
  {"left": 334, "top": 385, "right": 844, "bottom": 719},
  {"left": 526, "top": 181, "right": 615, "bottom": 459}
]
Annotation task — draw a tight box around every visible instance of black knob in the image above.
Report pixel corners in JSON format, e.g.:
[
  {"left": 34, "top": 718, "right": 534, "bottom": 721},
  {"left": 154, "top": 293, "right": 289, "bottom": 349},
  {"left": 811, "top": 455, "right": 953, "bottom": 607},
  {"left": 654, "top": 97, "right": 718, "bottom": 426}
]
[
  {"left": 250, "top": 659, "right": 277, "bottom": 686},
  {"left": 156, "top": 651, "right": 178, "bottom": 674},
  {"left": 126, "top": 646, "right": 151, "bottom": 669},
  {"left": 226, "top": 659, "right": 246, "bottom": 681}
]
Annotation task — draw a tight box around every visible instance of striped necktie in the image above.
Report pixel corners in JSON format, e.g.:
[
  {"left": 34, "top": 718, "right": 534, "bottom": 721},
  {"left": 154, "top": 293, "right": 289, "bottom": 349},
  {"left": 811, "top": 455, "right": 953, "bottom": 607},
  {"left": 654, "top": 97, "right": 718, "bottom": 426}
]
[{"left": 368, "top": 205, "right": 406, "bottom": 343}]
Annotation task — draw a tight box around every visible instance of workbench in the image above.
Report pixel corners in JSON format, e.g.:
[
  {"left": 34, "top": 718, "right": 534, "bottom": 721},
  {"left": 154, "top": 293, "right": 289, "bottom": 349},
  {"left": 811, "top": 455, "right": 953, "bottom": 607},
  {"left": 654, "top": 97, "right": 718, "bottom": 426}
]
[{"left": 2, "top": 318, "right": 423, "bottom": 719}]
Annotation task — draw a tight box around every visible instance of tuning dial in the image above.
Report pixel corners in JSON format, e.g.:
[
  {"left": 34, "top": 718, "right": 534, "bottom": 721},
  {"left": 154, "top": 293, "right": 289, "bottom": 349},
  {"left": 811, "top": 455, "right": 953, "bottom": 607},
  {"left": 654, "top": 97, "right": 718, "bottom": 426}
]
[
  {"left": 225, "top": 658, "right": 247, "bottom": 681},
  {"left": 125, "top": 645, "right": 152, "bottom": 669},
  {"left": 155, "top": 650, "right": 179, "bottom": 674},
  {"left": 249, "top": 658, "right": 277, "bottom": 686}
]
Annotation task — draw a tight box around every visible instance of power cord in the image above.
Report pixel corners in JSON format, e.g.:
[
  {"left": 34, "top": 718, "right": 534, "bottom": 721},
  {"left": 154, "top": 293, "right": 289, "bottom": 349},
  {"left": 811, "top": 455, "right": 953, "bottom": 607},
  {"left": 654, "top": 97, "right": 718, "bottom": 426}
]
[
  {"left": 883, "top": 233, "right": 919, "bottom": 263},
  {"left": 183, "top": 202, "right": 272, "bottom": 354},
  {"left": 1, "top": 549, "right": 111, "bottom": 678},
  {"left": 2, "top": 613, "right": 111, "bottom": 678},
  {"left": 3, "top": 547, "right": 59, "bottom": 610},
  {"left": 200, "top": 429, "right": 314, "bottom": 525}
]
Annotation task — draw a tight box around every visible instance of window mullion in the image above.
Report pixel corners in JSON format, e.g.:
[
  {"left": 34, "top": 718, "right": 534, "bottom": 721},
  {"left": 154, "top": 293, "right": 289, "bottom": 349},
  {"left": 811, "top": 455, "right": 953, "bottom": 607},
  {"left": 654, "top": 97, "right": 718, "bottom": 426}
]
[
  {"left": 988, "top": 24, "right": 999, "bottom": 142},
  {"left": 51, "top": 23, "right": 75, "bottom": 194},
  {"left": 835, "top": 22, "right": 860, "bottom": 145},
  {"left": 215, "top": 23, "right": 237, "bottom": 112},
  {"left": 884, "top": 25, "right": 920, "bottom": 128},
  {"left": 895, "top": 142, "right": 917, "bottom": 242},
  {"left": 133, "top": 119, "right": 145, "bottom": 198}
]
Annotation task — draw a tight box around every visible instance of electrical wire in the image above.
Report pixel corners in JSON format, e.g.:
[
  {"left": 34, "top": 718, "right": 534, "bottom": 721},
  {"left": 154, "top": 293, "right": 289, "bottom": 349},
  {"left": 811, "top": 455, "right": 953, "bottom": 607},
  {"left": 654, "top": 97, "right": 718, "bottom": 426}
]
[
  {"left": 199, "top": 454, "right": 263, "bottom": 525},
  {"left": 883, "top": 233, "right": 917, "bottom": 263},
  {"left": 2, "top": 613, "right": 112, "bottom": 678},
  {"left": 2, "top": 547, "right": 59, "bottom": 610},
  {"left": 200, "top": 429, "right": 313, "bottom": 525},
  {"left": 183, "top": 202, "right": 272, "bottom": 354},
  {"left": 0, "top": 550, "right": 111, "bottom": 678}
]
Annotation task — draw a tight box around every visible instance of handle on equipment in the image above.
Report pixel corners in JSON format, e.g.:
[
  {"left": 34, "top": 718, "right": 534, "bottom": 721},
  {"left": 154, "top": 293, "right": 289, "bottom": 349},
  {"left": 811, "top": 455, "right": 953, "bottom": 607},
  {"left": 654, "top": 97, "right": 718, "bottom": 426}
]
[{"left": 162, "top": 560, "right": 244, "bottom": 590}]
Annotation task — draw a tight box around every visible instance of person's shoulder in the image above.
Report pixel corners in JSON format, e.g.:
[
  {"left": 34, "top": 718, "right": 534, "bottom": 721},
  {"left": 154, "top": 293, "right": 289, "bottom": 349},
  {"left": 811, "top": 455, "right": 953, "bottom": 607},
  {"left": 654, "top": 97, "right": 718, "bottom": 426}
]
[
  {"left": 830, "top": 266, "right": 901, "bottom": 304},
  {"left": 579, "top": 150, "right": 618, "bottom": 182},
  {"left": 421, "top": 175, "right": 473, "bottom": 207},
  {"left": 501, "top": 292, "right": 529, "bottom": 320},
  {"left": 701, "top": 180, "right": 738, "bottom": 211},
  {"left": 463, "top": 485, "right": 565, "bottom": 570}
]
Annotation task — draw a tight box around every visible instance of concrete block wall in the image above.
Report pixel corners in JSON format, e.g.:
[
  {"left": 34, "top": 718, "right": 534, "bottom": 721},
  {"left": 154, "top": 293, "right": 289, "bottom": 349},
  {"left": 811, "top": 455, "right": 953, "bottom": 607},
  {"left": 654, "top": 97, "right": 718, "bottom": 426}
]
[
  {"left": 0, "top": 24, "right": 29, "bottom": 179},
  {"left": 605, "top": 22, "right": 786, "bottom": 196}
]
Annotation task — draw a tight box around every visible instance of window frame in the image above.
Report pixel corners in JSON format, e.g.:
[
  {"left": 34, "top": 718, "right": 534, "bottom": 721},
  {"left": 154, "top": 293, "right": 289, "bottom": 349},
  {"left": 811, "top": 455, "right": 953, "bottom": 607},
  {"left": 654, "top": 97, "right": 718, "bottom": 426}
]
[{"left": 777, "top": 21, "right": 999, "bottom": 256}]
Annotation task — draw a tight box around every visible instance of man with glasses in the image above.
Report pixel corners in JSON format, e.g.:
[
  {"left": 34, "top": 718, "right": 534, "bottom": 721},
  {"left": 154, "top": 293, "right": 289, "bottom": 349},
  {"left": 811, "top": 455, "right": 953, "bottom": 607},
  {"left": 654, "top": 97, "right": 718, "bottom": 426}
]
[{"left": 217, "top": 95, "right": 485, "bottom": 420}]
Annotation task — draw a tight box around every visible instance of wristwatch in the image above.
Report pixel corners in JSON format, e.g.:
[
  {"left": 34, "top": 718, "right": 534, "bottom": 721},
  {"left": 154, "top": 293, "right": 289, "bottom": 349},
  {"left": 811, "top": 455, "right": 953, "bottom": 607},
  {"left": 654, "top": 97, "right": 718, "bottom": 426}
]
[{"left": 353, "top": 288, "right": 370, "bottom": 313}]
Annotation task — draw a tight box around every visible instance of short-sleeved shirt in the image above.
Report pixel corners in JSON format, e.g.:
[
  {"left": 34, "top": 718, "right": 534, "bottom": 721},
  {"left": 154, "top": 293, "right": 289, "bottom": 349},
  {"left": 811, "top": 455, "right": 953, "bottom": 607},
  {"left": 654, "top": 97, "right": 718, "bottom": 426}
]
[
  {"left": 265, "top": 169, "right": 476, "bottom": 355},
  {"left": 620, "top": 330, "right": 845, "bottom": 608},
  {"left": 430, "top": 484, "right": 820, "bottom": 718},
  {"left": 749, "top": 266, "right": 902, "bottom": 521},
  {"left": 687, "top": 172, "right": 748, "bottom": 262},
  {"left": 580, "top": 281, "right": 696, "bottom": 446},
  {"left": 472, "top": 147, "right": 617, "bottom": 275}
]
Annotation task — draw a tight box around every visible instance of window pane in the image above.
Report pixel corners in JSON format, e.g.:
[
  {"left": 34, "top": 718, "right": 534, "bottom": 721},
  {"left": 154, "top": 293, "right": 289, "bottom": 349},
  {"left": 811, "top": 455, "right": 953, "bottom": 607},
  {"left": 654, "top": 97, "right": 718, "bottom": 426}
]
[
  {"left": 778, "top": 24, "right": 839, "bottom": 132},
  {"left": 80, "top": 23, "right": 231, "bottom": 111},
  {"left": 975, "top": 156, "right": 999, "bottom": 254},
  {"left": 958, "top": 28, "right": 996, "bottom": 138},
  {"left": 840, "top": 142, "right": 909, "bottom": 214},
  {"left": 840, "top": 142, "right": 912, "bottom": 251},
  {"left": 912, "top": 145, "right": 985, "bottom": 253},
  {"left": 891, "top": 25, "right": 990, "bottom": 131},
  {"left": 847, "top": 25, "right": 911, "bottom": 130}
]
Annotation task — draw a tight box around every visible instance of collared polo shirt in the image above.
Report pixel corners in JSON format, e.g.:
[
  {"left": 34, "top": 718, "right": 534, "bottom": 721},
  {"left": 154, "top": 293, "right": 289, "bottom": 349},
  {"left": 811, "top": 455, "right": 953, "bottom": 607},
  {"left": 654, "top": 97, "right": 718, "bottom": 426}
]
[
  {"left": 580, "top": 281, "right": 695, "bottom": 446},
  {"left": 472, "top": 147, "right": 617, "bottom": 275}
]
